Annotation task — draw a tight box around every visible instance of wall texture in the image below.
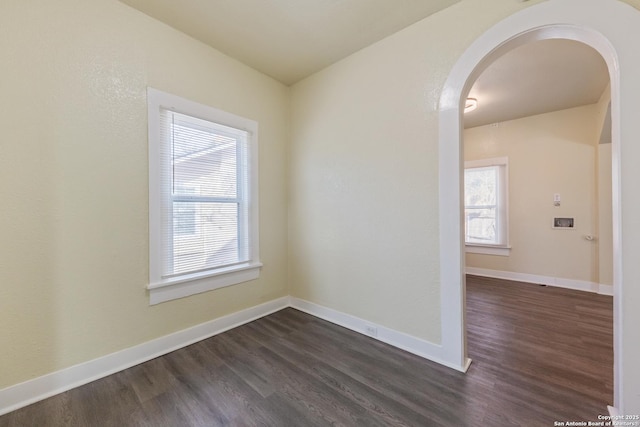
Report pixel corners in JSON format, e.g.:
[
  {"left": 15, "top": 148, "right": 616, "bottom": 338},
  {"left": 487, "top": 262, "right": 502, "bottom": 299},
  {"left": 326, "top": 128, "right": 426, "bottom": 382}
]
[
  {"left": 289, "top": 0, "right": 533, "bottom": 344},
  {"left": 0, "top": 0, "right": 289, "bottom": 390},
  {"left": 464, "top": 105, "right": 602, "bottom": 284}
]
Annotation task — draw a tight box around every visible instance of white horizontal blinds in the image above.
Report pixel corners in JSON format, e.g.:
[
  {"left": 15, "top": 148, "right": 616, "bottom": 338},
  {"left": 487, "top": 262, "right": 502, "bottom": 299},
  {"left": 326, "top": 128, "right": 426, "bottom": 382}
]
[
  {"left": 159, "top": 108, "right": 250, "bottom": 278},
  {"left": 464, "top": 166, "right": 499, "bottom": 245}
]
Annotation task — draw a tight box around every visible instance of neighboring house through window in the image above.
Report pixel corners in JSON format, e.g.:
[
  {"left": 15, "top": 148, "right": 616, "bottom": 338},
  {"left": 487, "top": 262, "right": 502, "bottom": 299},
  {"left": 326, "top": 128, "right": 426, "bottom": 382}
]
[
  {"left": 464, "top": 157, "right": 510, "bottom": 256},
  {"left": 147, "top": 88, "right": 261, "bottom": 304}
]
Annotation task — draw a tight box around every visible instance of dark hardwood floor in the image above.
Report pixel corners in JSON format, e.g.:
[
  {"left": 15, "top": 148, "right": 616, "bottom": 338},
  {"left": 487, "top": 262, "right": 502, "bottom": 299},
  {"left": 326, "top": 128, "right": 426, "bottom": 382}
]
[{"left": 0, "top": 276, "right": 613, "bottom": 426}]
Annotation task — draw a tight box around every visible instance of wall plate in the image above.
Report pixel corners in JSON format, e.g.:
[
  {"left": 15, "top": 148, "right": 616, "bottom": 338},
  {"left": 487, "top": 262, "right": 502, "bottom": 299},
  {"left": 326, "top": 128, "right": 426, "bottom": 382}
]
[{"left": 552, "top": 217, "right": 574, "bottom": 229}]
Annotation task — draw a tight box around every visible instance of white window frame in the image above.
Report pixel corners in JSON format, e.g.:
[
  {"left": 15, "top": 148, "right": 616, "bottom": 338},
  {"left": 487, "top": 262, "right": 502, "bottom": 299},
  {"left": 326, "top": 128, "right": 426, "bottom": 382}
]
[
  {"left": 147, "top": 88, "right": 261, "bottom": 305},
  {"left": 464, "top": 157, "right": 510, "bottom": 256}
]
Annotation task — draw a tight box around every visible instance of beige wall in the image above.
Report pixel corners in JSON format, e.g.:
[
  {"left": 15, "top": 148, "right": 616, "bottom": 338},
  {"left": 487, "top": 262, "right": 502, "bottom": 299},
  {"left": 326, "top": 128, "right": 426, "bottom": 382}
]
[
  {"left": 596, "top": 85, "right": 613, "bottom": 286},
  {"left": 464, "top": 105, "right": 603, "bottom": 283},
  {"left": 289, "top": 0, "right": 638, "bottom": 357},
  {"left": 598, "top": 144, "right": 613, "bottom": 285},
  {"left": 0, "top": 0, "right": 289, "bottom": 389},
  {"left": 289, "top": 0, "right": 532, "bottom": 344}
]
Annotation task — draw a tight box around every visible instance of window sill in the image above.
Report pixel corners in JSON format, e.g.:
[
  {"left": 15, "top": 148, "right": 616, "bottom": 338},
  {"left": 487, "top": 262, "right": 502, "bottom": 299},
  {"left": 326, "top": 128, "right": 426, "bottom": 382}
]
[
  {"left": 465, "top": 244, "right": 511, "bottom": 256},
  {"left": 147, "top": 262, "right": 263, "bottom": 305}
]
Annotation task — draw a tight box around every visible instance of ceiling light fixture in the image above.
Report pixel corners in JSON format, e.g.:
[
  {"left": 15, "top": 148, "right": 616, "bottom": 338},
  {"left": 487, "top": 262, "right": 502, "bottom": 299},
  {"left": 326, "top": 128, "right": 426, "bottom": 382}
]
[{"left": 464, "top": 98, "right": 478, "bottom": 113}]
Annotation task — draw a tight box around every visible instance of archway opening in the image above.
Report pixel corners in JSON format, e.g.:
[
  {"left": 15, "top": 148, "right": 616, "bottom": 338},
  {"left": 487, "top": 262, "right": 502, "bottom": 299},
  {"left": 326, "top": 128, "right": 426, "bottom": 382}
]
[
  {"left": 436, "top": 0, "right": 640, "bottom": 412},
  {"left": 462, "top": 37, "right": 613, "bottom": 411}
]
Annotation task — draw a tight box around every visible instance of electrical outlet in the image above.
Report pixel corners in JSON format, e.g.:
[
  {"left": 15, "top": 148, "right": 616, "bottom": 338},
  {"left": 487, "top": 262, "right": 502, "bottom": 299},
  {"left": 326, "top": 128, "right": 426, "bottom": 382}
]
[{"left": 364, "top": 325, "right": 378, "bottom": 337}]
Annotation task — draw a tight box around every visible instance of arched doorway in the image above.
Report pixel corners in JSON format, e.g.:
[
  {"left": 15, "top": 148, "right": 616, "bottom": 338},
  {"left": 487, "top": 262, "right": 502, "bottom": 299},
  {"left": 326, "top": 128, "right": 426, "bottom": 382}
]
[{"left": 438, "top": 0, "right": 640, "bottom": 413}]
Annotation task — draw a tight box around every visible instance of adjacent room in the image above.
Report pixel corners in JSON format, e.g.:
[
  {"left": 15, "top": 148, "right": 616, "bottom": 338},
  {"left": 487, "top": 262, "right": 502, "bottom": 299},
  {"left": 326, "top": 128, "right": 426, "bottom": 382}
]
[
  {"left": 463, "top": 37, "right": 615, "bottom": 422},
  {"left": 1, "top": 0, "right": 640, "bottom": 425}
]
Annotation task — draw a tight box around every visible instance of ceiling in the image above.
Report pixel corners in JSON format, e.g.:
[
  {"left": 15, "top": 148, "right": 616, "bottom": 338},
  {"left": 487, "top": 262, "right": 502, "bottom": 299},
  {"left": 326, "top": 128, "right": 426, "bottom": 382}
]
[
  {"left": 118, "top": 0, "right": 461, "bottom": 86},
  {"left": 465, "top": 39, "right": 610, "bottom": 128},
  {"left": 119, "top": 1, "right": 610, "bottom": 127}
]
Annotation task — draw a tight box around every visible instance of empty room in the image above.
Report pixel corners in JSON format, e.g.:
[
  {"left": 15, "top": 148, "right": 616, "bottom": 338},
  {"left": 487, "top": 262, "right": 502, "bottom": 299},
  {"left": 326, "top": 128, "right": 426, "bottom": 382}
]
[{"left": 1, "top": 0, "right": 640, "bottom": 426}]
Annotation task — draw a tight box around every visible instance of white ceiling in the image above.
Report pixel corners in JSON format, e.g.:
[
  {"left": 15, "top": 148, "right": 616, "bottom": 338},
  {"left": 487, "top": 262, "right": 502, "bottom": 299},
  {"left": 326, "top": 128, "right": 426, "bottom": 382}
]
[
  {"left": 118, "top": 1, "right": 610, "bottom": 126},
  {"left": 465, "top": 39, "right": 609, "bottom": 128},
  {"left": 118, "top": 0, "right": 461, "bottom": 85}
]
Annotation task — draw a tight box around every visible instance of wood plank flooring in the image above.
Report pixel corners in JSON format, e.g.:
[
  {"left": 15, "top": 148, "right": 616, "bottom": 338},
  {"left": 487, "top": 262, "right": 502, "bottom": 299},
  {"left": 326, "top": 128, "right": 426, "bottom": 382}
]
[{"left": 0, "top": 276, "right": 613, "bottom": 426}]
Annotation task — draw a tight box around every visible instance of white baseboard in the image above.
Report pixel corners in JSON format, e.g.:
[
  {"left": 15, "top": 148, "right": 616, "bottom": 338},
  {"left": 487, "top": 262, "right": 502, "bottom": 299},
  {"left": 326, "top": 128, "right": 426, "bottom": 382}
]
[
  {"left": 598, "top": 283, "right": 614, "bottom": 296},
  {"left": 0, "top": 297, "right": 289, "bottom": 417},
  {"left": 289, "top": 297, "right": 467, "bottom": 373},
  {"left": 466, "top": 267, "right": 614, "bottom": 296},
  {"left": 1, "top": 295, "right": 470, "bottom": 417}
]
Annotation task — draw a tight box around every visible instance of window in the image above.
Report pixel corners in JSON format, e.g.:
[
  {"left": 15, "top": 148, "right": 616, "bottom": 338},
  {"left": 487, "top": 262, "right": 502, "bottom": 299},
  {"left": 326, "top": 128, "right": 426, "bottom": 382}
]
[
  {"left": 147, "top": 88, "right": 261, "bottom": 304},
  {"left": 464, "top": 157, "right": 509, "bottom": 256}
]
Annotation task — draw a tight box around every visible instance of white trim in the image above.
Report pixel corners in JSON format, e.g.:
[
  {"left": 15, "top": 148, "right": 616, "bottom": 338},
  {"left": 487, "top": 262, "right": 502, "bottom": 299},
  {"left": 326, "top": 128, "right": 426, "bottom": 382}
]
[
  {"left": 464, "top": 157, "right": 510, "bottom": 248},
  {"left": 147, "top": 262, "right": 263, "bottom": 290},
  {"left": 289, "top": 297, "right": 472, "bottom": 373},
  {"left": 147, "top": 87, "right": 261, "bottom": 304},
  {"left": 599, "top": 284, "right": 614, "bottom": 296},
  {"left": 464, "top": 157, "right": 508, "bottom": 169},
  {"left": 465, "top": 245, "right": 511, "bottom": 256},
  {"left": 466, "top": 267, "right": 614, "bottom": 296},
  {"left": 0, "top": 297, "right": 289, "bottom": 417},
  {"left": 2, "top": 295, "right": 476, "bottom": 417},
  {"left": 148, "top": 263, "right": 263, "bottom": 305},
  {"left": 438, "top": 0, "right": 640, "bottom": 411}
]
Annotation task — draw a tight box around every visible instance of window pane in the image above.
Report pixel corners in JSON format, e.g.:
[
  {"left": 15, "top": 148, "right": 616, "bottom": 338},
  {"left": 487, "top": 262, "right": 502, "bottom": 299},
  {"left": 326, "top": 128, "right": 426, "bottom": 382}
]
[
  {"left": 150, "top": 89, "right": 259, "bottom": 300},
  {"left": 464, "top": 164, "right": 503, "bottom": 245},
  {"left": 174, "top": 201, "right": 196, "bottom": 236},
  {"left": 171, "top": 114, "right": 238, "bottom": 199},
  {"left": 171, "top": 202, "right": 242, "bottom": 275},
  {"left": 464, "top": 166, "right": 497, "bottom": 207},
  {"left": 465, "top": 207, "right": 497, "bottom": 244}
]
